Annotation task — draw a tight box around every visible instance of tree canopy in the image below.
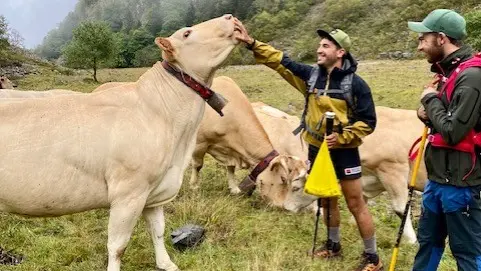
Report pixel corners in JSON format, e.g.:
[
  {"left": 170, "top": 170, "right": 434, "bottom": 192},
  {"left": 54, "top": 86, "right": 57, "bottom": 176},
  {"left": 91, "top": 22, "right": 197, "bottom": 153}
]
[
  {"left": 35, "top": 0, "right": 481, "bottom": 67},
  {"left": 63, "top": 21, "right": 119, "bottom": 82}
]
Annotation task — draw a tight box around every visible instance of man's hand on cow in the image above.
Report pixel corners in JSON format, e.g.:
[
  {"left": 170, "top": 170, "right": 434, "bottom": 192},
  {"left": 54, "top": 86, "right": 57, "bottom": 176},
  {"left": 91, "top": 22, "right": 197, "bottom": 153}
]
[
  {"left": 233, "top": 19, "right": 254, "bottom": 45},
  {"left": 325, "top": 133, "right": 338, "bottom": 148}
]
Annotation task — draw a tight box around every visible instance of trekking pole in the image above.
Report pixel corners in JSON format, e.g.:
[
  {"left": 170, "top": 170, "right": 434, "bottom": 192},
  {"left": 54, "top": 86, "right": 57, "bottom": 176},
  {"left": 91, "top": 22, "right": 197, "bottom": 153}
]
[
  {"left": 311, "top": 112, "right": 335, "bottom": 259},
  {"left": 388, "top": 126, "right": 429, "bottom": 271},
  {"left": 311, "top": 197, "right": 322, "bottom": 259}
]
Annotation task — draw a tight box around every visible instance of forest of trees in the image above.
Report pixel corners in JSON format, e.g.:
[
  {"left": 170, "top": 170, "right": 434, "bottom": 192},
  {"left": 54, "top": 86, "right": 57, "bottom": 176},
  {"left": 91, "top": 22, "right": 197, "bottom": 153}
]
[
  {"left": 32, "top": 0, "right": 481, "bottom": 68},
  {"left": 35, "top": 0, "right": 259, "bottom": 67}
]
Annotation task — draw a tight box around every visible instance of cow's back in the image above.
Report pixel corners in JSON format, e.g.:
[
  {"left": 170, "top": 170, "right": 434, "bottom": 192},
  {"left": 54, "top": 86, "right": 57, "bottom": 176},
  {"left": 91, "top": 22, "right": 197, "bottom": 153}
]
[
  {"left": 252, "top": 102, "right": 307, "bottom": 160},
  {"left": 194, "top": 76, "right": 273, "bottom": 169},
  {"left": 360, "top": 106, "right": 427, "bottom": 190},
  {"left": 199, "top": 76, "right": 269, "bottom": 143}
]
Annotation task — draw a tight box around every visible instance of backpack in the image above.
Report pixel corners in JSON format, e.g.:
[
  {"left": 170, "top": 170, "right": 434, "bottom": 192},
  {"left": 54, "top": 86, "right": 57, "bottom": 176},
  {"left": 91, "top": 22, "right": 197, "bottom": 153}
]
[{"left": 293, "top": 65, "right": 355, "bottom": 136}]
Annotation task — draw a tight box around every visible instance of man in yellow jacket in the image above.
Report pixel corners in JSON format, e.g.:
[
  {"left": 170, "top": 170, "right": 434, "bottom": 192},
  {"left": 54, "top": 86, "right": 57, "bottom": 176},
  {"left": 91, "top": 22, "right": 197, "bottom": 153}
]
[{"left": 234, "top": 20, "right": 380, "bottom": 271}]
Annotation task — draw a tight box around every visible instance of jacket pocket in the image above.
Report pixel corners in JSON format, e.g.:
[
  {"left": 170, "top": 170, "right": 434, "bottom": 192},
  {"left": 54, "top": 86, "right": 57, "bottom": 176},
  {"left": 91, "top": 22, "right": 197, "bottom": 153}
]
[
  {"left": 424, "top": 145, "right": 447, "bottom": 182},
  {"left": 448, "top": 150, "right": 479, "bottom": 184}
]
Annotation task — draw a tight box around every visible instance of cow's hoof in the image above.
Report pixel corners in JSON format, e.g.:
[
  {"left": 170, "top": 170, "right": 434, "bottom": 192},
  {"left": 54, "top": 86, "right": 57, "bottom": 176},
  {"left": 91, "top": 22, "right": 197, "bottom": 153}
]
[
  {"left": 230, "top": 186, "right": 241, "bottom": 195},
  {"left": 155, "top": 261, "right": 180, "bottom": 271},
  {"left": 156, "top": 266, "right": 180, "bottom": 271}
]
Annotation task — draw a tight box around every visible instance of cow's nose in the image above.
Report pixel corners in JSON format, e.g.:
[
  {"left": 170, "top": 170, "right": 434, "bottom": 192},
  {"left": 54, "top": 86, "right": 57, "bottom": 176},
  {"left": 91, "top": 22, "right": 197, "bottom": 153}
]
[{"left": 224, "top": 14, "right": 233, "bottom": 20}]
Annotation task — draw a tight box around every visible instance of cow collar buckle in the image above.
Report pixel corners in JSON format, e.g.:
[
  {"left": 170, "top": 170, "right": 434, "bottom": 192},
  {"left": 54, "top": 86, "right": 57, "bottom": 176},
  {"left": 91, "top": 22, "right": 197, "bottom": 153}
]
[
  {"left": 162, "top": 61, "right": 228, "bottom": 116},
  {"left": 238, "top": 150, "right": 280, "bottom": 196}
]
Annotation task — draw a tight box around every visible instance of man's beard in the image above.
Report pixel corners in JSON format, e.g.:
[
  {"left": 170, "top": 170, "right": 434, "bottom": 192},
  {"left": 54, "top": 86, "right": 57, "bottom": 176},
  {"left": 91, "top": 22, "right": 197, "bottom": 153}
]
[
  {"left": 426, "top": 43, "right": 445, "bottom": 64},
  {"left": 318, "top": 56, "right": 337, "bottom": 68}
]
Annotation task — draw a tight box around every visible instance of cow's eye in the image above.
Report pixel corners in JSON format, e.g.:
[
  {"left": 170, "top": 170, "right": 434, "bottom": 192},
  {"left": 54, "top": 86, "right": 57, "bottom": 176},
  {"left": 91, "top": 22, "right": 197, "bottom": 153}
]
[
  {"left": 183, "top": 30, "right": 192, "bottom": 38},
  {"left": 292, "top": 186, "right": 301, "bottom": 192}
]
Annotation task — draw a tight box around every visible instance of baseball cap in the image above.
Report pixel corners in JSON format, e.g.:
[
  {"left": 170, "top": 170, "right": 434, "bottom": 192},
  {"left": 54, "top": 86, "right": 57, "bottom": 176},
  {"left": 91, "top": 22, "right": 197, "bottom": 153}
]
[
  {"left": 317, "top": 29, "right": 351, "bottom": 52},
  {"left": 408, "top": 9, "right": 467, "bottom": 40}
]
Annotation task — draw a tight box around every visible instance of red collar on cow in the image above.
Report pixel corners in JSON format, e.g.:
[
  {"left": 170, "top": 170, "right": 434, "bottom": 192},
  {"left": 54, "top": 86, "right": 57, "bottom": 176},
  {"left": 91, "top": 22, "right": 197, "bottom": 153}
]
[
  {"left": 238, "top": 149, "right": 280, "bottom": 196},
  {"left": 161, "top": 61, "right": 228, "bottom": 116},
  {"left": 250, "top": 149, "right": 280, "bottom": 180},
  {"left": 162, "top": 61, "right": 214, "bottom": 99}
]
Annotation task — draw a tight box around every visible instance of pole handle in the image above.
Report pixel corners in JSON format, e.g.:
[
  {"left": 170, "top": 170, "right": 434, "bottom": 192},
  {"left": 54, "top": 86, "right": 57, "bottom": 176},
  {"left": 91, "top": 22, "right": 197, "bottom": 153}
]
[{"left": 325, "top": 111, "right": 335, "bottom": 136}]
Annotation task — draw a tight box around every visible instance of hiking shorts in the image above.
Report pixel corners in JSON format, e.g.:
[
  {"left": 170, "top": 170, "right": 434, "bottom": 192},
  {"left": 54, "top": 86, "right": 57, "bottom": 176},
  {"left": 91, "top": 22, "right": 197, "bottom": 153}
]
[{"left": 307, "top": 144, "right": 362, "bottom": 180}]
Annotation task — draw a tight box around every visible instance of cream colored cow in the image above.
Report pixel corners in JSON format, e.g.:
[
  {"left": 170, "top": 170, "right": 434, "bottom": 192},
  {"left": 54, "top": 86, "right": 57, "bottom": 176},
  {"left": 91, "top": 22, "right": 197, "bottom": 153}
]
[
  {"left": 0, "top": 88, "right": 76, "bottom": 97},
  {"left": 94, "top": 80, "right": 308, "bottom": 206},
  {"left": 94, "top": 82, "right": 129, "bottom": 92},
  {"left": 252, "top": 104, "right": 427, "bottom": 244},
  {"left": 251, "top": 102, "right": 308, "bottom": 161},
  {"left": 188, "top": 76, "right": 308, "bottom": 202},
  {"left": 0, "top": 14, "right": 240, "bottom": 271},
  {"left": 0, "top": 76, "right": 16, "bottom": 89}
]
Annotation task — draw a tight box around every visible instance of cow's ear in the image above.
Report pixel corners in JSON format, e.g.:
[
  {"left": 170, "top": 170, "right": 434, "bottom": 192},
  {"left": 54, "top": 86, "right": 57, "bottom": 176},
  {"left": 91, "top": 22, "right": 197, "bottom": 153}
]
[
  {"left": 155, "top": 37, "right": 175, "bottom": 61},
  {"left": 270, "top": 156, "right": 289, "bottom": 174}
]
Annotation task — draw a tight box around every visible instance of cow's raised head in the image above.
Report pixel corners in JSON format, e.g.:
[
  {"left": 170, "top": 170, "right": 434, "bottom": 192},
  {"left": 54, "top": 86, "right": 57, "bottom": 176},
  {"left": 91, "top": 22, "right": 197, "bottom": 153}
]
[
  {"left": 155, "top": 14, "right": 240, "bottom": 84},
  {"left": 257, "top": 155, "right": 316, "bottom": 212},
  {"left": 0, "top": 76, "right": 16, "bottom": 89}
]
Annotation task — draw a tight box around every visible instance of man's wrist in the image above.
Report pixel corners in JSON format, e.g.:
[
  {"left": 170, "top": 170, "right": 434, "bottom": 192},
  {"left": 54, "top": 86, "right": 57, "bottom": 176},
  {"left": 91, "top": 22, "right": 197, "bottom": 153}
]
[{"left": 246, "top": 38, "right": 256, "bottom": 50}]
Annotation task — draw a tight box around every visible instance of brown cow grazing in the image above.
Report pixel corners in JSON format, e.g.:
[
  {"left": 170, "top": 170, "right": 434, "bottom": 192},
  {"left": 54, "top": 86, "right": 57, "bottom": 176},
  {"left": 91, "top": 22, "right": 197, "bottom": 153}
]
[
  {"left": 189, "top": 76, "right": 308, "bottom": 206},
  {"left": 252, "top": 104, "right": 427, "bottom": 244},
  {"left": 251, "top": 102, "right": 308, "bottom": 161}
]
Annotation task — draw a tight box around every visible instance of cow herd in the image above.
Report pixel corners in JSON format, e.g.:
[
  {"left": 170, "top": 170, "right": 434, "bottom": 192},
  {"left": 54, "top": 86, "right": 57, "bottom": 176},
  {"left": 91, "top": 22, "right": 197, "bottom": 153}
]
[{"left": 0, "top": 15, "right": 427, "bottom": 270}]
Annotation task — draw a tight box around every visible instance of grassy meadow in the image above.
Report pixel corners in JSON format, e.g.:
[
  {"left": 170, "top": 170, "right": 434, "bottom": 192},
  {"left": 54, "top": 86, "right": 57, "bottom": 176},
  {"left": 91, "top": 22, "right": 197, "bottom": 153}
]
[{"left": 0, "top": 59, "right": 458, "bottom": 271}]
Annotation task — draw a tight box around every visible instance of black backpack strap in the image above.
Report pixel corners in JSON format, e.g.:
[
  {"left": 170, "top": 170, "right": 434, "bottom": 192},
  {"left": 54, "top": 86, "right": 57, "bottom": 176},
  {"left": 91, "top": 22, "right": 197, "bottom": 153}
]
[
  {"left": 293, "top": 66, "right": 319, "bottom": 135},
  {"left": 340, "top": 73, "right": 355, "bottom": 113},
  {"left": 293, "top": 66, "right": 356, "bottom": 136},
  {"left": 307, "top": 66, "right": 319, "bottom": 93}
]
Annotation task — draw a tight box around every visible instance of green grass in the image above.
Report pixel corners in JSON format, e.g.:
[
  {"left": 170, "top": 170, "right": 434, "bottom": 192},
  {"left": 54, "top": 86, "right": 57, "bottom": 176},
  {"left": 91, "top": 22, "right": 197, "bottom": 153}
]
[{"left": 1, "top": 59, "right": 457, "bottom": 271}]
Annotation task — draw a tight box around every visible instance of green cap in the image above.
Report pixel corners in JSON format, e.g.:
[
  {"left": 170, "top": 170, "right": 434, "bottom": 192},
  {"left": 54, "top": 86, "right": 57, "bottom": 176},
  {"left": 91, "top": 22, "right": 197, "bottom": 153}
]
[
  {"left": 408, "top": 9, "right": 466, "bottom": 40},
  {"left": 317, "top": 29, "right": 351, "bottom": 52}
]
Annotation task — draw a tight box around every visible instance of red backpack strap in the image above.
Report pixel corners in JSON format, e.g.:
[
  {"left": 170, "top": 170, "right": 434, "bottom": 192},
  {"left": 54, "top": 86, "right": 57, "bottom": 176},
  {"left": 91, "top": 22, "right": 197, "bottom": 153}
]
[
  {"left": 408, "top": 136, "right": 422, "bottom": 162},
  {"left": 440, "top": 55, "right": 481, "bottom": 103}
]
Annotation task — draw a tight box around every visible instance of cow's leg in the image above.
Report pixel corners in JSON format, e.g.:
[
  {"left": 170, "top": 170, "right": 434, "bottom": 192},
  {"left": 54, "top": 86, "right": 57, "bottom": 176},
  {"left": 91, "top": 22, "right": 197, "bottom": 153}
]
[
  {"left": 143, "top": 206, "right": 179, "bottom": 271},
  {"left": 227, "top": 165, "right": 241, "bottom": 194},
  {"left": 189, "top": 145, "right": 207, "bottom": 189},
  {"left": 107, "top": 193, "right": 149, "bottom": 271},
  {"left": 377, "top": 162, "right": 417, "bottom": 244}
]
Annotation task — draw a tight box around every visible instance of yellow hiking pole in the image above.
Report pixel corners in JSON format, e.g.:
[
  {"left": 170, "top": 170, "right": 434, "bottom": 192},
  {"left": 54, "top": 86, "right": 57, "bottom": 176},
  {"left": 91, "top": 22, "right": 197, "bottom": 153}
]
[{"left": 389, "top": 126, "right": 429, "bottom": 271}]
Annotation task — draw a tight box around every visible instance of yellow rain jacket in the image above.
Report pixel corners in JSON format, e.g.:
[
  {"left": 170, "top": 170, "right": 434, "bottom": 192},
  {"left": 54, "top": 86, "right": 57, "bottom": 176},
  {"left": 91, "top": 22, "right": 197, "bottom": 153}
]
[{"left": 248, "top": 40, "right": 376, "bottom": 148}]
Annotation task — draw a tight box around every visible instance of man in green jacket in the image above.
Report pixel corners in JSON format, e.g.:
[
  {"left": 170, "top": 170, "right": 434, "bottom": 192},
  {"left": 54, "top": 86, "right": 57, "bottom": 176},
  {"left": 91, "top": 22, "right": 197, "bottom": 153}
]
[
  {"left": 409, "top": 9, "right": 481, "bottom": 270},
  {"left": 234, "top": 20, "right": 381, "bottom": 271}
]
